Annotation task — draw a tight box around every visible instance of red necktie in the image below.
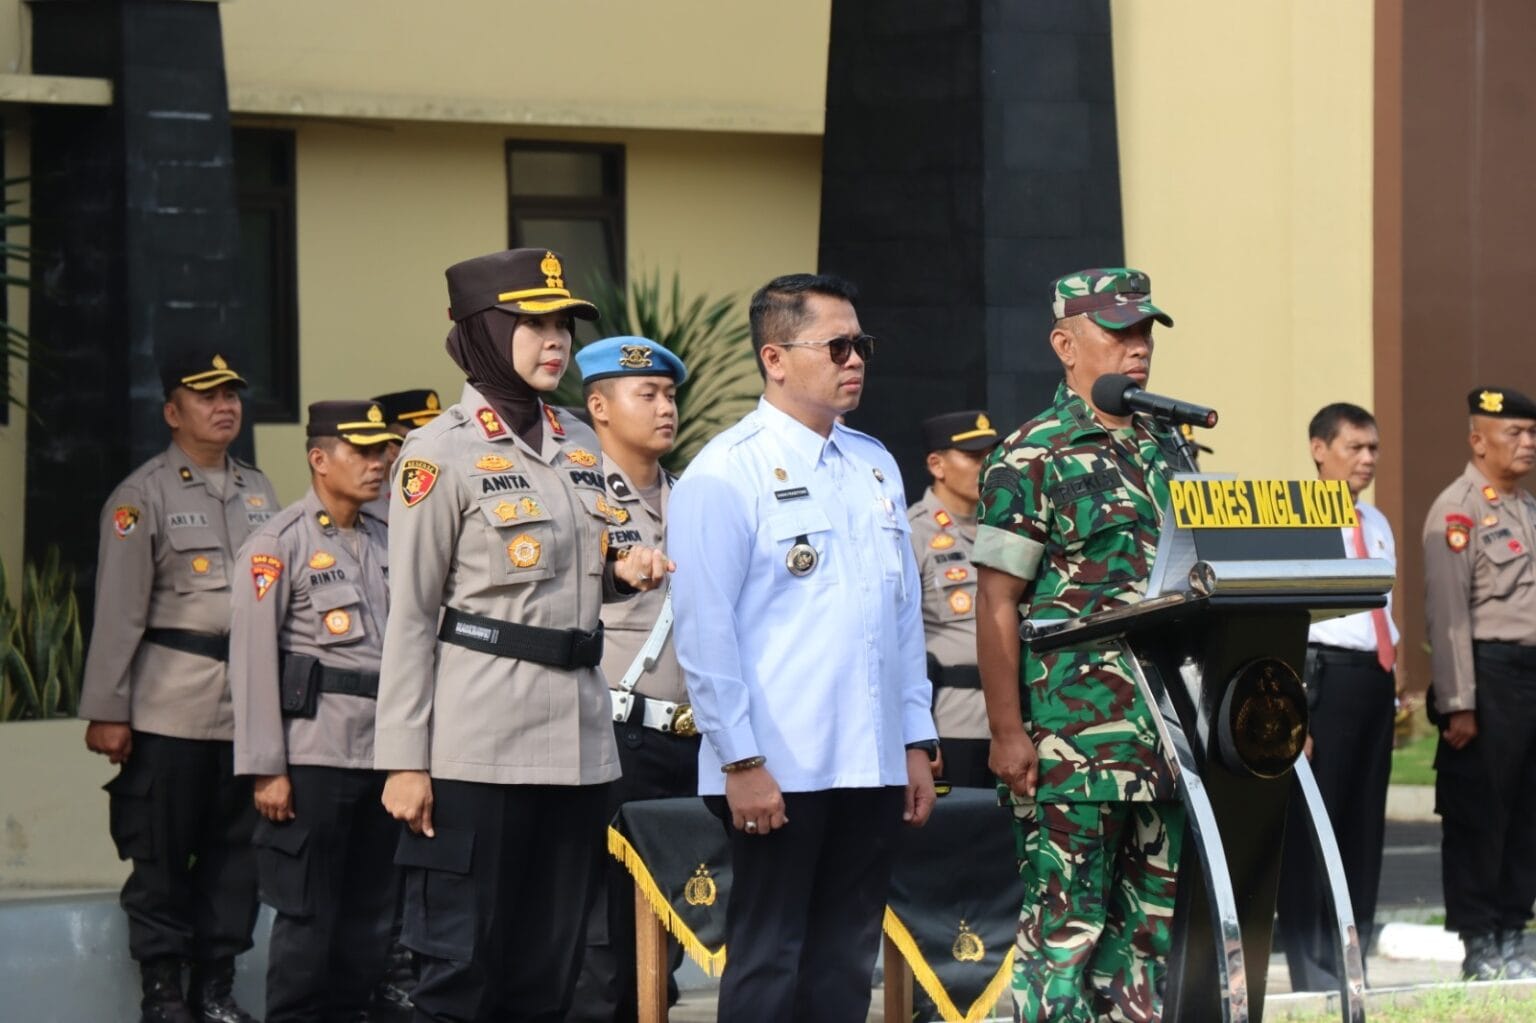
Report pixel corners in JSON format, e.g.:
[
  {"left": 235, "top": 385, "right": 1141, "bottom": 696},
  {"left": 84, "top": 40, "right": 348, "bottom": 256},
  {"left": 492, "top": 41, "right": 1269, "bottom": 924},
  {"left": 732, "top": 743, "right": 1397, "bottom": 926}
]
[{"left": 1351, "top": 513, "right": 1396, "bottom": 673}]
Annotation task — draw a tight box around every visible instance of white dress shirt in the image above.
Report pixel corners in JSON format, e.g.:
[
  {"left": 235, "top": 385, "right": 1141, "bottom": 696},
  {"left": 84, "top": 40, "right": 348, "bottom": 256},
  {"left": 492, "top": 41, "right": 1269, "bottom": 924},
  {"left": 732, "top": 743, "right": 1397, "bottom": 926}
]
[
  {"left": 668, "top": 398, "right": 937, "bottom": 796},
  {"left": 1309, "top": 501, "right": 1401, "bottom": 651}
]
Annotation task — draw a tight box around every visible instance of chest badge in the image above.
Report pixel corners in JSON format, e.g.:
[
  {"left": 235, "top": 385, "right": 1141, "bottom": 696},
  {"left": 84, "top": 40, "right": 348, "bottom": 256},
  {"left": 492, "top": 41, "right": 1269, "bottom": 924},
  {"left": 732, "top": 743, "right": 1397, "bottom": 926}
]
[
  {"left": 476, "top": 454, "right": 514, "bottom": 472},
  {"left": 567, "top": 448, "right": 599, "bottom": 467},
  {"left": 873, "top": 468, "right": 885, "bottom": 483},
  {"left": 508, "top": 534, "right": 542, "bottom": 568},
  {"left": 246, "top": 495, "right": 266, "bottom": 509},
  {"left": 930, "top": 533, "right": 956, "bottom": 550},
  {"left": 493, "top": 500, "right": 520, "bottom": 523},
  {"left": 1484, "top": 514, "right": 1499, "bottom": 527},
  {"left": 190, "top": 555, "right": 211, "bottom": 576},
  {"left": 774, "top": 467, "right": 788, "bottom": 482},
  {"left": 323, "top": 609, "right": 351, "bottom": 636},
  {"left": 948, "top": 590, "right": 973, "bottom": 614},
  {"left": 399, "top": 459, "right": 440, "bottom": 507},
  {"left": 786, "top": 534, "right": 818, "bottom": 577},
  {"left": 309, "top": 551, "right": 336, "bottom": 570},
  {"left": 596, "top": 497, "right": 629, "bottom": 524},
  {"left": 112, "top": 505, "right": 141, "bottom": 539},
  {"left": 944, "top": 566, "right": 969, "bottom": 582}
]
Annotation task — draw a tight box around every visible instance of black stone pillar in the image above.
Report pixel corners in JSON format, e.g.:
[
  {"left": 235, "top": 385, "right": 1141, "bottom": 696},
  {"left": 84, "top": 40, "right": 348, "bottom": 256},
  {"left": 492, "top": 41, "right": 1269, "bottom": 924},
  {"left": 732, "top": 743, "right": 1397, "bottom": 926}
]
[
  {"left": 26, "top": 0, "right": 244, "bottom": 602},
  {"left": 818, "top": 0, "right": 1125, "bottom": 498}
]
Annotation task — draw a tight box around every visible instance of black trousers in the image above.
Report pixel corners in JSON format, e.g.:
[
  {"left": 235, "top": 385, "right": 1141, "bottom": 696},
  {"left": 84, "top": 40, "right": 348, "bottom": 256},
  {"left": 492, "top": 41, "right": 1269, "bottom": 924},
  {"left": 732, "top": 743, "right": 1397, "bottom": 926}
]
[
  {"left": 1275, "top": 647, "right": 1395, "bottom": 992},
  {"left": 705, "top": 787, "right": 905, "bottom": 1023},
  {"left": 1438, "top": 642, "right": 1536, "bottom": 936},
  {"left": 105, "top": 731, "right": 259, "bottom": 964},
  {"left": 256, "top": 765, "right": 397, "bottom": 1022},
  {"left": 935, "top": 737, "right": 992, "bottom": 789},
  {"left": 398, "top": 779, "right": 611, "bottom": 1023},
  {"left": 569, "top": 724, "right": 700, "bottom": 1023}
]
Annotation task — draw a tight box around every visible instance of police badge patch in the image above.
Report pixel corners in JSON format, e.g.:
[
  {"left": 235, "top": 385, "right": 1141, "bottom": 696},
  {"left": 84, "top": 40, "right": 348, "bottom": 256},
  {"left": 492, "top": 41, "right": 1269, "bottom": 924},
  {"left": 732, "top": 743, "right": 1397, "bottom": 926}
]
[
  {"left": 786, "top": 535, "right": 818, "bottom": 576},
  {"left": 113, "top": 505, "right": 140, "bottom": 539},
  {"left": 399, "top": 459, "right": 440, "bottom": 507},
  {"left": 251, "top": 554, "right": 283, "bottom": 600}
]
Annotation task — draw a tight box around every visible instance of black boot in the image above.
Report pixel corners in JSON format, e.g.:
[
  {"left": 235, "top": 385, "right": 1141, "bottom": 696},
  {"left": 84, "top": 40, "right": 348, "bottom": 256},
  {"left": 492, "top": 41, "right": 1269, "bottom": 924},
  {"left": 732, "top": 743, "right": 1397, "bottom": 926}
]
[
  {"left": 1500, "top": 928, "right": 1536, "bottom": 979},
  {"left": 1462, "top": 931, "right": 1505, "bottom": 981},
  {"left": 139, "top": 959, "right": 196, "bottom": 1023},
  {"left": 188, "top": 958, "right": 257, "bottom": 1023}
]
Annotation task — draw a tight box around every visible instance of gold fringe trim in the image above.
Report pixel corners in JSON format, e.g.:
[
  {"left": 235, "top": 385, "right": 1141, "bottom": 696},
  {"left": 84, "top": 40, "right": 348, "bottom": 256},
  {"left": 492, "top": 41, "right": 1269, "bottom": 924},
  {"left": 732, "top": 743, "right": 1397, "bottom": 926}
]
[
  {"left": 607, "top": 826, "right": 729, "bottom": 977},
  {"left": 882, "top": 907, "right": 1014, "bottom": 1023}
]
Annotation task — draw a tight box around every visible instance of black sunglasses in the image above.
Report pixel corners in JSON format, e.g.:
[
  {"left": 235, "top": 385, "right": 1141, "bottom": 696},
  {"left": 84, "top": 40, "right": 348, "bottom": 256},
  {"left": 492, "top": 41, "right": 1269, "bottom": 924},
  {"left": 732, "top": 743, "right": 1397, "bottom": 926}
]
[{"left": 777, "top": 334, "right": 877, "bottom": 365}]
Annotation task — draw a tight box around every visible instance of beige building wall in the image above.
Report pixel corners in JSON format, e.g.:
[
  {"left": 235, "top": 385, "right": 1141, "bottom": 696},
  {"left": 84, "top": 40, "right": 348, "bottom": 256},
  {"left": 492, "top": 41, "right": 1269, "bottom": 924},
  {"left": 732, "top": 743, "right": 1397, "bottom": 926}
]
[{"left": 1111, "top": 0, "right": 1375, "bottom": 483}]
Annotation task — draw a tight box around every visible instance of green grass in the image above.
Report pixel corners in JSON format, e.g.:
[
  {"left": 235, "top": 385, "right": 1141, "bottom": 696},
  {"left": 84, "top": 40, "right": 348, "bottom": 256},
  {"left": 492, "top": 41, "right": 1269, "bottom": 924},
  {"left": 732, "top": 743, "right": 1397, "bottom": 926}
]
[
  {"left": 1391, "top": 728, "right": 1437, "bottom": 787},
  {"left": 1279, "top": 986, "right": 1536, "bottom": 1021}
]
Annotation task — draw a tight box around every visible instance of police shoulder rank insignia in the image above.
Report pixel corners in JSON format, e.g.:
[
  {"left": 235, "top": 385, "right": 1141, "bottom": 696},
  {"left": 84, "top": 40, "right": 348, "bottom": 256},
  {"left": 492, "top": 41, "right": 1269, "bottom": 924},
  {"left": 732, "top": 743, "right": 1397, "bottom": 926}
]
[
  {"left": 493, "top": 500, "right": 519, "bottom": 523},
  {"left": 399, "top": 459, "right": 440, "bottom": 507},
  {"left": 508, "top": 533, "right": 542, "bottom": 568},
  {"left": 1482, "top": 485, "right": 1500, "bottom": 504},
  {"left": 323, "top": 609, "right": 351, "bottom": 635},
  {"left": 684, "top": 864, "right": 717, "bottom": 907},
  {"left": 934, "top": 509, "right": 953, "bottom": 528},
  {"left": 178, "top": 466, "right": 194, "bottom": 482},
  {"left": 476, "top": 454, "right": 514, "bottom": 472},
  {"left": 316, "top": 511, "right": 333, "bottom": 530},
  {"left": 309, "top": 551, "right": 336, "bottom": 570},
  {"left": 544, "top": 404, "right": 566, "bottom": 438},
  {"left": 951, "top": 919, "right": 985, "bottom": 962},
  {"left": 786, "top": 534, "right": 818, "bottom": 576},
  {"left": 944, "top": 566, "right": 969, "bottom": 582},
  {"left": 112, "top": 505, "right": 141, "bottom": 539},
  {"left": 191, "top": 555, "right": 211, "bottom": 576},
  {"left": 1445, "top": 513, "right": 1474, "bottom": 552},
  {"left": 948, "top": 590, "right": 973, "bottom": 614},
  {"left": 567, "top": 448, "right": 599, "bottom": 467},
  {"left": 251, "top": 554, "right": 283, "bottom": 600},
  {"left": 476, "top": 407, "right": 506, "bottom": 439},
  {"left": 618, "top": 344, "right": 654, "bottom": 369},
  {"left": 930, "top": 533, "right": 956, "bottom": 550}
]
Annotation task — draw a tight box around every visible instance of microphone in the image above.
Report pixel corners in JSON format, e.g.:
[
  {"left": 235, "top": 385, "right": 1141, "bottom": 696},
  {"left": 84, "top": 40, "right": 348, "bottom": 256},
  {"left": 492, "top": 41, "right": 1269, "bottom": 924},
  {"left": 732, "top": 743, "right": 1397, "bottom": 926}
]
[{"left": 1091, "top": 373, "right": 1219, "bottom": 429}]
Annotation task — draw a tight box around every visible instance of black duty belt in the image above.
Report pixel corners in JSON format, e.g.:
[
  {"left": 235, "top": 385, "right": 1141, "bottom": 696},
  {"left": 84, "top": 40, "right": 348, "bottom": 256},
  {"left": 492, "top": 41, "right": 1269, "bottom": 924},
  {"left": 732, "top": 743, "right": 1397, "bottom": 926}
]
[
  {"left": 1474, "top": 640, "right": 1536, "bottom": 669},
  {"left": 317, "top": 665, "right": 380, "bottom": 699},
  {"left": 938, "top": 664, "right": 983, "bottom": 690},
  {"left": 143, "top": 627, "right": 229, "bottom": 662},
  {"left": 439, "top": 608, "right": 604, "bottom": 670},
  {"left": 1306, "top": 644, "right": 1383, "bottom": 670}
]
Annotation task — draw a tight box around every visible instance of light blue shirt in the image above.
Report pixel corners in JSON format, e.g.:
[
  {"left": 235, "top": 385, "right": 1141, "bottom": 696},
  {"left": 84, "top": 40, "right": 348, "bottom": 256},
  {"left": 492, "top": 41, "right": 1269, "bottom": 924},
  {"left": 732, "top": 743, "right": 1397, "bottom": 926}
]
[{"left": 669, "top": 398, "right": 936, "bottom": 796}]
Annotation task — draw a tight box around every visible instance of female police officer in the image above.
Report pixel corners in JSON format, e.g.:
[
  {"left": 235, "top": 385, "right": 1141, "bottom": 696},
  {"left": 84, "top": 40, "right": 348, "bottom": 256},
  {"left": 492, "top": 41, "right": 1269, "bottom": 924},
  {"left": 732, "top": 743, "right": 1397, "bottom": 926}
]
[{"left": 374, "top": 248, "right": 669, "bottom": 1022}]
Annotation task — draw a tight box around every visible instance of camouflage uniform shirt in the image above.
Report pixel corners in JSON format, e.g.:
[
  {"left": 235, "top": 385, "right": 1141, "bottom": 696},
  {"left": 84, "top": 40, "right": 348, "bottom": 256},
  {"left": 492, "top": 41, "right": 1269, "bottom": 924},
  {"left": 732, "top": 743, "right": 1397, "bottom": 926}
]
[{"left": 971, "top": 382, "right": 1178, "bottom": 803}]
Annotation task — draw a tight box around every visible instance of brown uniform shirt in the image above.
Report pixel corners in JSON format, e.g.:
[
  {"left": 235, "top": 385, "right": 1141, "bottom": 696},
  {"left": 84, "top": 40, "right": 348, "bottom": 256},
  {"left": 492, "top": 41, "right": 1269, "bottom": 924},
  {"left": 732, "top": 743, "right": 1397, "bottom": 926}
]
[
  {"left": 78, "top": 442, "right": 280, "bottom": 739},
  {"left": 907, "top": 488, "right": 987, "bottom": 740},
  {"left": 374, "top": 385, "right": 624, "bottom": 785},
  {"left": 1423, "top": 461, "right": 1536, "bottom": 713},
  {"left": 596, "top": 465, "right": 684, "bottom": 703},
  {"left": 230, "top": 488, "right": 390, "bottom": 775}
]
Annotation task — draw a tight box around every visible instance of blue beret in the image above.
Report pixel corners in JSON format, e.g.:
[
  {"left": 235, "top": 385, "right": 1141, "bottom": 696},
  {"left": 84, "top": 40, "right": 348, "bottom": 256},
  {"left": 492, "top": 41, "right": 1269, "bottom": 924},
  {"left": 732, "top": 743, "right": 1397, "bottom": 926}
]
[{"left": 576, "top": 336, "right": 689, "bottom": 385}]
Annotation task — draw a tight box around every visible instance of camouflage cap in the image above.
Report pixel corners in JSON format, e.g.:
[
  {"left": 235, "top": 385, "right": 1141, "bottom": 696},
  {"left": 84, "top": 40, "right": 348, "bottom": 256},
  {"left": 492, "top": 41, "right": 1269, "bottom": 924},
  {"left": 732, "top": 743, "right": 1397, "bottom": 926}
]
[
  {"left": 1468, "top": 387, "right": 1536, "bottom": 420},
  {"left": 1051, "top": 268, "right": 1173, "bottom": 329}
]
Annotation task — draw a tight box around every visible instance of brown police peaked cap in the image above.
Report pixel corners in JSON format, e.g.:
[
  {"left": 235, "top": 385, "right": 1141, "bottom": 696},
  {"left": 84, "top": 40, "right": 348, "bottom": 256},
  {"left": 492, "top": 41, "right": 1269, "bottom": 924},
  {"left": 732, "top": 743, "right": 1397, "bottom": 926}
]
[
  {"left": 306, "top": 400, "right": 397, "bottom": 446},
  {"left": 160, "top": 350, "right": 248, "bottom": 397},
  {"left": 445, "top": 248, "right": 600, "bottom": 323},
  {"left": 922, "top": 410, "right": 1002, "bottom": 453}
]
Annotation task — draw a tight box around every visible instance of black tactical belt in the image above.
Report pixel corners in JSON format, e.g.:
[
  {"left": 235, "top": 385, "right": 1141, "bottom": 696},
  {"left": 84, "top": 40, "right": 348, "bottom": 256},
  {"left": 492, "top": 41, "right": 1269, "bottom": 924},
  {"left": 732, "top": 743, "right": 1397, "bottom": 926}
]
[
  {"left": 938, "top": 664, "right": 983, "bottom": 689},
  {"left": 439, "top": 608, "right": 604, "bottom": 670},
  {"left": 1306, "top": 643, "right": 1382, "bottom": 669},
  {"left": 143, "top": 627, "right": 229, "bottom": 662},
  {"left": 316, "top": 665, "right": 380, "bottom": 699}
]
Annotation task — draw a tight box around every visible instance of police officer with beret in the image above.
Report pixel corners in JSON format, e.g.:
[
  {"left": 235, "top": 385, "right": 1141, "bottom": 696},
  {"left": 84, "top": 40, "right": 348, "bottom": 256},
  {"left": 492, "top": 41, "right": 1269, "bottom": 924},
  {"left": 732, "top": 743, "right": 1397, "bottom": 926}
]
[
  {"left": 363, "top": 389, "right": 444, "bottom": 522},
  {"left": 908, "top": 410, "right": 1000, "bottom": 789},
  {"left": 79, "top": 351, "right": 278, "bottom": 1023},
  {"left": 229, "top": 400, "right": 398, "bottom": 1021},
  {"left": 374, "top": 249, "right": 670, "bottom": 1022},
  {"left": 568, "top": 336, "right": 696, "bottom": 1022},
  {"left": 1424, "top": 386, "right": 1536, "bottom": 980}
]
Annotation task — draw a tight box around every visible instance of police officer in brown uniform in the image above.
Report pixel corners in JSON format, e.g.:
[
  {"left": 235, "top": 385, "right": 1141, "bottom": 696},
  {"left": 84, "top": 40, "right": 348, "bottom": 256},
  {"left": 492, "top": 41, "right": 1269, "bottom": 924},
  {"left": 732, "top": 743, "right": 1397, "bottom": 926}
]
[
  {"left": 374, "top": 248, "right": 670, "bottom": 1023},
  {"left": 363, "top": 389, "right": 444, "bottom": 522},
  {"left": 230, "top": 400, "right": 398, "bottom": 1021},
  {"left": 1424, "top": 385, "right": 1536, "bottom": 980},
  {"left": 79, "top": 351, "right": 279, "bottom": 1023},
  {"left": 907, "top": 411, "right": 1000, "bottom": 788},
  {"left": 568, "top": 336, "right": 696, "bottom": 1021}
]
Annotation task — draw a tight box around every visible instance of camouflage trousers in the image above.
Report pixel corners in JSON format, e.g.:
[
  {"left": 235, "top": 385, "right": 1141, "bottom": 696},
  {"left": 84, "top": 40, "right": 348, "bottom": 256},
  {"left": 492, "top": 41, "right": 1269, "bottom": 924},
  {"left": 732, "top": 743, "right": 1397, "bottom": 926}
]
[{"left": 1010, "top": 799, "right": 1185, "bottom": 1023}]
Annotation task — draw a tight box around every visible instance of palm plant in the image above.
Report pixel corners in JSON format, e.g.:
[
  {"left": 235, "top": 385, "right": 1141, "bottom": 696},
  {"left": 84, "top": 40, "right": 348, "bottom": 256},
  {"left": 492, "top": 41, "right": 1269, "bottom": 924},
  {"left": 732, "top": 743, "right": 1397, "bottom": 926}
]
[
  {"left": 554, "top": 268, "right": 759, "bottom": 472},
  {"left": 0, "top": 547, "right": 84, "bottom": 720}
]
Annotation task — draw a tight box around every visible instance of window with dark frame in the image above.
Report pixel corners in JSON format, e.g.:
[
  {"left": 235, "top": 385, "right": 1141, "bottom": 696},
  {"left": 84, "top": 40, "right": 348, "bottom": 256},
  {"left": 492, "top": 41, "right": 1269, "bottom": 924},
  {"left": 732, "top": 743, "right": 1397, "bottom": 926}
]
[
  {"left": 233, "top": 127, "right": 299, "bottom": 423},
  {"left": 506, "top": 142, "right": 625, "bottom": 333}
]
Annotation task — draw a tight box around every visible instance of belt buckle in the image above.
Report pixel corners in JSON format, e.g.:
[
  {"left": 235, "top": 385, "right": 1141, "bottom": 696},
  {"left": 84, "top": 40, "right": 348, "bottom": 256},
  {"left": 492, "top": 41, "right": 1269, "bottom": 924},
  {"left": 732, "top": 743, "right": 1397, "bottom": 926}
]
[{"left": 671, "top": 703, "right": 698, "bottom": 738}]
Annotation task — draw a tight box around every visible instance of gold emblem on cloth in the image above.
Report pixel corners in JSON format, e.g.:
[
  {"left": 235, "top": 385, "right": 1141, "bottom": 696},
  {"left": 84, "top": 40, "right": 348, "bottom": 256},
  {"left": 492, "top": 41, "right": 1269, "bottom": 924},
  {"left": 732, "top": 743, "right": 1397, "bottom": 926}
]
[
  {"left": 567, "top": 449, "right": 599, "bottom": 467},
  {"left": 367, "top": 404, "right": 384, "bottom": 423},
  {"left": 618, "top": 344, "right": 654, "bottom": 369},
  {"left": 773, "top": 467, "right": 788, "bottom": 481},
  {"left": 426, "top": 392, "right": 441, "bottom": 410},
  {"left": 212, "top": 354, "right": 229, "bottom": 370},
  {"left": 540, "top": 251, "right": 565, "bottom": 288},
  {"left": 952, "top": 920, "right": 985, "bottom": 962},
  {"left": 191, "top": 555, "right": 211, "bottom": 575},
  {"left": 977, "top": 413, "right": 991, "bottom": 430},
  {"left": 508, "top": 534, "right": 542, "bottom": 568},
  {"left": 1480, "top": 390, "right": 1505, "bottom": 414},
  {"left": 683, "top": 864, "right": 717, "bottom": 907},
  {"left": 494, "top": 501, "right": 519, "bottom": 523},
  {"left": 672, "top": 703, "right": 698, "bottom": 737}
]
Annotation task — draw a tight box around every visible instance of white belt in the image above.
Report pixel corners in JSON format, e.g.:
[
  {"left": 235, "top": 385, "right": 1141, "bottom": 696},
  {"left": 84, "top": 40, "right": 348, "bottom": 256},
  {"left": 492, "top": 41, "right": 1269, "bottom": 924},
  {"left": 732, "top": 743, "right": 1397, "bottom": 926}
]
[
  {"left": 611, "top": 589, "right": 691, "bottom": 735},
  {"left": 610, "top": 689, "right": 691, "bottom": 733}
]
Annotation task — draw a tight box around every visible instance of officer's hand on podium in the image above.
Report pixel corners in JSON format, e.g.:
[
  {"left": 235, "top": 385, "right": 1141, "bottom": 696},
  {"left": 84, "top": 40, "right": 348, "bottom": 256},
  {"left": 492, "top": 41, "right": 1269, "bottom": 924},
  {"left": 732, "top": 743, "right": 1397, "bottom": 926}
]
[
  {"left": 254, "top": 774, "right": 295, "bottom": 822},
  {"left": 989, "top": 729, "right": 1038, "bottom": 799},
  {"left": 1442, "top": 710, "right": 1478, "bottom": 751},
  {"left": 383, "top": 770, "right": 435, "bottom": 837},
  {"left": 84, "top": 721, "right": 133, "bottom": 764}
]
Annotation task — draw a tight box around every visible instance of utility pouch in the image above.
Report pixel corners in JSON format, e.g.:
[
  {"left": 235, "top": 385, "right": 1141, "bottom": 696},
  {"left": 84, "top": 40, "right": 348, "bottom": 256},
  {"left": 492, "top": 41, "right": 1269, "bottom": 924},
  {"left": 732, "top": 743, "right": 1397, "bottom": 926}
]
[{"left": 279, "top": 653, "right": 320, "bottom": 718}]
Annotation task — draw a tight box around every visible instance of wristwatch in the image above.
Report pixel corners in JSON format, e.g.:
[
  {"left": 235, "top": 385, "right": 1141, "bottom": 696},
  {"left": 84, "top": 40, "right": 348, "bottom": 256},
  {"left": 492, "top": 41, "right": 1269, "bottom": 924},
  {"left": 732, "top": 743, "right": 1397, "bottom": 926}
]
[{"left": 905, "top": 740, "right": 940, "bottom": 763}]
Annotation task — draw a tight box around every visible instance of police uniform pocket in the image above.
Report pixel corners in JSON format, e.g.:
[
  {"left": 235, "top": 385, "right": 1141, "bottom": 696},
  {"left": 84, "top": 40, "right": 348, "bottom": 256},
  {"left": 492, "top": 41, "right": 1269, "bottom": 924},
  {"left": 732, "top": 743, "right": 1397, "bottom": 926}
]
[
  {"left": 937, "top": 564, "right": 976, "bottom": 621},
  {"left": 396, "top": 827, "right": 477, "bottom": 961},
  {"left": 476, "top": 494, "right": 557, "bottom": 586},
  {"left": 577, "top": 490, "right": 621, "bottom": 576},
  {"left": 310, "top": 582, "right": 366, "bottom": 647},
  {"left": 766, "top": 506, "right": 834, "bottom": 581},
  {"left": 104, "top": 766, "right": 155, "bottom": 861},
  {"left": 166, "top": 526, "right": 227, "bottom": 592},
  {"left": 253, "top": 819, "right": 312, "bottom": 916},
  {"left": 1483, "top": 536, "right": 1533, "bottom": 596}
]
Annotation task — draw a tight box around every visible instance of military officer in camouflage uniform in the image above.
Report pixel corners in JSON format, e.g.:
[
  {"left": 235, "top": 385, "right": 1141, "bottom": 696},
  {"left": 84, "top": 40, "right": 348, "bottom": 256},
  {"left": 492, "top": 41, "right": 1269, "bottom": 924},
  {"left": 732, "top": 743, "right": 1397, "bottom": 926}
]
[
  {"left": 569, "top": 335, "right": 696, "bottom": 1021},
  {"left": 79, "top": 351, "right": 278, "bottom": 1023},
  {"left": 374, "top": 249, "right": 669, "bottom": 1022},
  {"left": 909, "top": 410, "right": 1001, "bottom": 788},
  {"left": 1423, "top": 386, "right": 1536, "bottom": 981},
  {"left": 973, "top": 269, "right": 1188, "bottom": 1022},
  {"left": 363, "top": 389, "right": 444, "bottom": 522},
  {"left": 230, "top": 400, "right": 399, "bottom": 1021}
]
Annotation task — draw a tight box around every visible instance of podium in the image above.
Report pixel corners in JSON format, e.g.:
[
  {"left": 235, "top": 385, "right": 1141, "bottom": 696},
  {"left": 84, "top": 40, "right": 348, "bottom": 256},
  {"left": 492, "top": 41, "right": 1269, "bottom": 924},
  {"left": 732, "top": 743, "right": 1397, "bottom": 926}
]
[{"left": 1024, "top": 477, "right": 1393, "bottom": 1023}]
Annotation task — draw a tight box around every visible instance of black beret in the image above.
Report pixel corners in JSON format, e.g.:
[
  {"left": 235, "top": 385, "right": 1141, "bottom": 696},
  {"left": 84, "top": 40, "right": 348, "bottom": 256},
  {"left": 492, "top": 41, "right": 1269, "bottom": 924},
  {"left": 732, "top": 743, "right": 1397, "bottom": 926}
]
[{"left": 1468, "top": 387, "right": 1536, "bottom": 419}]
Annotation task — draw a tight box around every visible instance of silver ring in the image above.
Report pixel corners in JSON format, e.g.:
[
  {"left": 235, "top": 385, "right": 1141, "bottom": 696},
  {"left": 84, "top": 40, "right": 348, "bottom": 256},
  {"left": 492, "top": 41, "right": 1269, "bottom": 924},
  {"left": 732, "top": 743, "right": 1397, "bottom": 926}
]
[
  {"left": 637, "top": 573, "right": 651, "bottom": 584},
  {"left": 744, "top": 820, "right": 758, "bottom": 832}
]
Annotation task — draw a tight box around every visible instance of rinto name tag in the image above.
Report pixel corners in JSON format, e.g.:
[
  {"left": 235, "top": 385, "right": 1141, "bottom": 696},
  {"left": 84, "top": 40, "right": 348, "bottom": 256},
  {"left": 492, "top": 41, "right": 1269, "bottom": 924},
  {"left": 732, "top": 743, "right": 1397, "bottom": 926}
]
[{"left": 1169, "top": 479, "right": 1358, "bottom": 530}]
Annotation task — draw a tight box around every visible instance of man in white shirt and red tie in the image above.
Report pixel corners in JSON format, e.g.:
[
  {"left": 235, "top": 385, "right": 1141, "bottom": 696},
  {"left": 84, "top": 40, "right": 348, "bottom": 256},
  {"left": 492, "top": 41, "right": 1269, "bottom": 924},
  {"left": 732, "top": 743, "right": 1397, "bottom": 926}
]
[{"left": 1275, "top": 402, "right": 1399, "bottom": 992}]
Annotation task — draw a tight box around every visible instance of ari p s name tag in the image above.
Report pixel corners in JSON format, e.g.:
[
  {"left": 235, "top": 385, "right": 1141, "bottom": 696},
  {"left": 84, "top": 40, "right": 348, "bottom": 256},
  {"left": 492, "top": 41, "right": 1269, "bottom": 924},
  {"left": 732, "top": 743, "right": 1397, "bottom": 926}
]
[{"left": 1168, "top": 479, "right": 1358, "bottom": 530}]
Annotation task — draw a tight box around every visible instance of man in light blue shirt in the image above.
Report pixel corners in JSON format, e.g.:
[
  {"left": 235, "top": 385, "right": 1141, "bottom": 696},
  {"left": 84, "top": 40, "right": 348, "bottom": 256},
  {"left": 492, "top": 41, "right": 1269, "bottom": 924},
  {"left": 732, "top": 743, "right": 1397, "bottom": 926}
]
[{"left": 669, "top": 272, "right": 938, "bottom": 1022}]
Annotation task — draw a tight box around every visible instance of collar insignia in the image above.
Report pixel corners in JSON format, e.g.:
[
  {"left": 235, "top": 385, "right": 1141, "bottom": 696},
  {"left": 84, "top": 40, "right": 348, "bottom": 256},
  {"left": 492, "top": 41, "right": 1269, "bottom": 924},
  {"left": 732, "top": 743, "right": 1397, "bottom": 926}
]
[
  {"left": 544, "top": 404, "right": 566, "bottom": 438},
  {"left": 477, "top": 407, "right": 506, "bottom": 439}
]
